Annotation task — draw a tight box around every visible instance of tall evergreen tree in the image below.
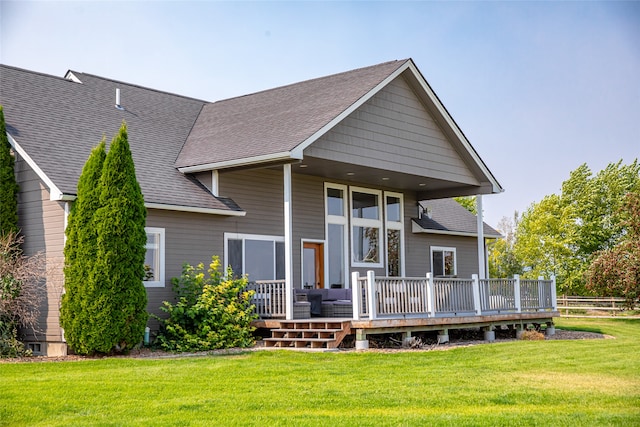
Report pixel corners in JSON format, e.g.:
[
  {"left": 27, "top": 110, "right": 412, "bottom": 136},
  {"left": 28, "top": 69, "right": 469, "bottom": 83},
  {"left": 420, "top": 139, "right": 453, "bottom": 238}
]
[
  {"left": 90, "top": 123, "right": 147, "bottom": 353},
  {"left": 0, "top": 106, "right": 19, "bottom": 237},
  {"left": 60, "top": 140, "right": 106, "bottom": 355}
]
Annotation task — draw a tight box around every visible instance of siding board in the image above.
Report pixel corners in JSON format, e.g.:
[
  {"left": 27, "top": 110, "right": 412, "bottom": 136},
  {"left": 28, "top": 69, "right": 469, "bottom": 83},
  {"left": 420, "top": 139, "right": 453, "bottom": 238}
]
[{"left": 305, "top": 75, "right": 478, "bottom": 185}]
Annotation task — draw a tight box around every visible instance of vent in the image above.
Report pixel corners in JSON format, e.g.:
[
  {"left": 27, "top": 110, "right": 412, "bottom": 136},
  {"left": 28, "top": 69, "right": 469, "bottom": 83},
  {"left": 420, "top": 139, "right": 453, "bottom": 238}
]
[{"left": 115, "top": 88, "right": 125, "bottom": 110}]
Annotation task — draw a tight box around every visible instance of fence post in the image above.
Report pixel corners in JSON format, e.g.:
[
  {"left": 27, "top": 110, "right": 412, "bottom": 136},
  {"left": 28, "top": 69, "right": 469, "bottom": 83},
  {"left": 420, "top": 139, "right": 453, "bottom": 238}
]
[
  {"left": 426, "top": 272, "right": 435, "bottom": 317},
  {"left": 514, "top": 274, "right": 522, "bottom": 313},
  {"left": 472, "top": 274, "right": 481, "bottom": 315},
  {"left": 551, "top": 275, "right": 557, "bottom": 311},
  {"left": 367, "top": 270, "right": 377, "bottom": 320},
  {"left": 351, "top": 271, "right": 361, "bottom": 320}
]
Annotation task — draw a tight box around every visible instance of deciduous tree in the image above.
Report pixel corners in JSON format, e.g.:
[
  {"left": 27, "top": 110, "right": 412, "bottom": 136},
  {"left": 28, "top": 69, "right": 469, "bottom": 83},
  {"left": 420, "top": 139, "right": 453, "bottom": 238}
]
[{"left": 586, "top": 192, "right": 640, "bottom": 308}]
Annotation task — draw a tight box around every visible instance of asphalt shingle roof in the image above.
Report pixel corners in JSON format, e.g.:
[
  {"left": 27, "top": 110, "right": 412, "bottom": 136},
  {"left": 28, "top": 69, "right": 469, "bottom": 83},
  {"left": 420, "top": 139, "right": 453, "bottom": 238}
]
[
  {"left": 175, "top": 60, "right": 409, "bottom": 169},
  {"left": 413, "top": 198, "right": 501, "bottom": 238},
  {"left": 0, "top": 65, "right": 241, "bottom": 212}
]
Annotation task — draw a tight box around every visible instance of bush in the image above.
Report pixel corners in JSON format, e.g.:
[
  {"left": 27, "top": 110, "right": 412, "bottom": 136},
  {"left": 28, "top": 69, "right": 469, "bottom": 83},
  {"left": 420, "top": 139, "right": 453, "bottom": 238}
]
[
  {"left": 155, "top": 256, "right": 257, "bottom": 352},
  {"left": 0, "top": 233, "right": 45, "bottom": 357},
  {"left": 520, "top": 330, "right": 545, "bottom": 341}
]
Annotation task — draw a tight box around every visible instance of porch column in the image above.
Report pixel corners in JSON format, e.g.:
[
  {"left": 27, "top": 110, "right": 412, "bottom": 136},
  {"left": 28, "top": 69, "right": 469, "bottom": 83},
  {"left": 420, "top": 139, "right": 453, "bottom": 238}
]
[
  {"left": 284, "top": 164, "right": 294, "bottom": 320},
  {"left": 476, "top": 195, "right": 486, "bottom": 279}
]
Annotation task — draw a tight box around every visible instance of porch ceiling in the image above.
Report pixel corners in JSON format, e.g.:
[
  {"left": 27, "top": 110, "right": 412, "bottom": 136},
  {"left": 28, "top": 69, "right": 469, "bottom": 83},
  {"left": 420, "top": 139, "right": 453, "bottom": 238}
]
[{"left": 284, "top": 156, "right": 493, "bottom": 199}]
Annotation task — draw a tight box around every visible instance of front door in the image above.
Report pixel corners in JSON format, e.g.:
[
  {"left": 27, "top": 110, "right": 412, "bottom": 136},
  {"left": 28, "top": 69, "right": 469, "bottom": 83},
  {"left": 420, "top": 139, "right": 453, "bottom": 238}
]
[{"left": 303, "top": 242, "right": 324, "bottom": 289}]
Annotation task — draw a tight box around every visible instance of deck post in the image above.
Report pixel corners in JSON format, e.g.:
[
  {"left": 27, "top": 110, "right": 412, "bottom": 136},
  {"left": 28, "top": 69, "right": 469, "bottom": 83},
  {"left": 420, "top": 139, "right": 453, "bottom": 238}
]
[
  {"left": 472, "top": 274, "right": 482, "bottom": 315},
  {"left": 514, "top": 274, "right": 522, "bottom": 313},
  {"left": 476, "top": 195, "right": 486, "bottom": 279},
  {"left": 426, "top": 272, "right": 435, "bottom": 317},
  {"left": 283, "top": 164, "right": 294, "bottom": 320},
  {"left": 351, "top": 271, "right": 362, "bottom": 320},
  {"left": 438, "top": 329, "right": 449, "bottom": 344},
  {"left": 367, "top": 270, "right": 377, "bottom": 320},
  {"left": 355, "top": 329, "right": 369, "bottom": 350},
  {"left": 538, "top": 276, "right": 545, "bottom": 312},
  {"left": 550, "top": 275, "right": 558, "bottom": 311}
]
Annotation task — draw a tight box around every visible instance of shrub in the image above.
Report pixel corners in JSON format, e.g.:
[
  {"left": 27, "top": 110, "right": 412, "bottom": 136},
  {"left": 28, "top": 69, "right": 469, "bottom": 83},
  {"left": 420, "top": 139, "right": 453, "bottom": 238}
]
[
  {"left": 155, "top": 256, "right": 257, "bottom": 352},
  {"left": 520, "top": 330, "right": 545, "bottom": 341},
  {"left": 0, "top": 233, "right": 45, "bottom": 357}
]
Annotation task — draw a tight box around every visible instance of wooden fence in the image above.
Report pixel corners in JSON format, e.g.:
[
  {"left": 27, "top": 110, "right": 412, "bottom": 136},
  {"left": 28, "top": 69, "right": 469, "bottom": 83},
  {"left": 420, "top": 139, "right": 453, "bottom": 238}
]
[{"left": 557, "top": 295, "right": 639, "bottom": 316}]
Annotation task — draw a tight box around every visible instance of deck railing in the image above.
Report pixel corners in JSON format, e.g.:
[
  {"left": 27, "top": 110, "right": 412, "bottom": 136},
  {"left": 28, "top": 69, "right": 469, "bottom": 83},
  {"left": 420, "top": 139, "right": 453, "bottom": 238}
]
[
  {"left": 250, "top": 273, "right": 557, "bottom": 320},
  {"left": 353, "top": 272, "right": 557, "bottom": 320}
]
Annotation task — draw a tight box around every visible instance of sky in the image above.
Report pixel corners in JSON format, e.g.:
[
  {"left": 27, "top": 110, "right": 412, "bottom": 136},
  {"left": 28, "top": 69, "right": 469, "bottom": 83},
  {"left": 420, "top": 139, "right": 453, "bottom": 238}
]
[{"left": 1, "top": 0, "right": 639, "bottom": 228}]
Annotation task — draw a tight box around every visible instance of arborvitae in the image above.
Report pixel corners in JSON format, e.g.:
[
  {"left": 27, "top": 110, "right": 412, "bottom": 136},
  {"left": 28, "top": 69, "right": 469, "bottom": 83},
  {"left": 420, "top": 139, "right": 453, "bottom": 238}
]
[
  {"left": 60, "top": 140, "right": 106, "bottom": 355},
  {"left": 0, "top": 106, "right": 19, "bottom": 237},
  {"left": 90, "top": 123, "right": 147, "bottom": 353}
]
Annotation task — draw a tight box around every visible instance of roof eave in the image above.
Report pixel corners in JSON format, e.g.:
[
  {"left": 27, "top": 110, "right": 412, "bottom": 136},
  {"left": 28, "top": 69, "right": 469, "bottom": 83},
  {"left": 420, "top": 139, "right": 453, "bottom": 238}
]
[
  {"left": 177, "top": 151, "right": 301, "bottom": 173},
  {"left": 411, "top": 220, "right": 502, "bottom": 239},
  {"left": 8, "top": 133, "right": 65, "bottom": 201}
]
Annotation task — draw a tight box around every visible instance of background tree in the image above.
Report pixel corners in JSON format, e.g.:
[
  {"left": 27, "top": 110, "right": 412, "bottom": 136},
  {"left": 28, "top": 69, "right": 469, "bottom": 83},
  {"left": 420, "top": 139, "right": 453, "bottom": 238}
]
[
  {"left": 90, "top": 123, "right": 147, "bottom": 354},
  {"left": 586, "top": 192, "right": 640, "bottom": 308},
  {"left": 488, "top": 213, "right": 522, "bottom": 278},
  {"left": 0, "top": 106, "right": 19, "bottom": 237},
  {"left": 491, "top": 160, "right": 639, "bottom": 295},
  {"left": 59, "top": 140, "right": 106, "bottom": 355}
]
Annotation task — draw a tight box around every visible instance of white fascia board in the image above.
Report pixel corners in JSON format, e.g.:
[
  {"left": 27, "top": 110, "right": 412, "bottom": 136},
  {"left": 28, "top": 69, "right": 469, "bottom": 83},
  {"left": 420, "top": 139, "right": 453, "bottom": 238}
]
[
  {"left": 405, "top": 61, "right": 504, "bottom": 194},
  {"left": 411, "top": 220, "right": 502, "bottom": 239},
  {"left": 177, "top": 151, "right": 299, "bottom": 174},
  {"left": 145, "top": 202, "right": 246, "bottom": 217},
  {"left": 8, "top": 133, "right": 65, "bottom": 201},
  {"left": 290, "top": 61, "right": 412, "bottom": 158}
]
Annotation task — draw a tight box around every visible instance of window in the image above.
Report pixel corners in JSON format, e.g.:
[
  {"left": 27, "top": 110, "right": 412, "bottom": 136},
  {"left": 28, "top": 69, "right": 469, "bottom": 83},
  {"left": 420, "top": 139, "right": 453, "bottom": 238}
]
[
  {"left": 431, "top": 247, "right": 456, "bottom": 277},
  {"left": 144, "top": 227, "right": 165, "bottom": 287},
  {"left": 225, "top": 233, "right": 285, "bottom": 282},
  {"left": 385, "top": 192, "right": 404, "bottom": 276},
  {"left": 325, "top": 184, "right": 348, "bottom": 288},
  {"left": 350, "top": 187, "right": 383, "bottom": 267}
]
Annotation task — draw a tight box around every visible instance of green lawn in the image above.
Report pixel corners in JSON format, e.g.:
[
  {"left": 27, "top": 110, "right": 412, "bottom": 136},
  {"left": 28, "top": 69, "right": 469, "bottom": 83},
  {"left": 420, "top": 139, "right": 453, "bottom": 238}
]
[{"left": 1, "top": 318, "right": 639, "bottom": 426}]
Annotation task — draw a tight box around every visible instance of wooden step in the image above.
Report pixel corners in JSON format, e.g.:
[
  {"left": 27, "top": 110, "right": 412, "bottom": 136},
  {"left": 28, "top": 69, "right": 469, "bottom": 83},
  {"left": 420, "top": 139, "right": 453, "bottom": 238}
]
[{"left": 264, "top": 321, "right": 351, "bottom": 349}]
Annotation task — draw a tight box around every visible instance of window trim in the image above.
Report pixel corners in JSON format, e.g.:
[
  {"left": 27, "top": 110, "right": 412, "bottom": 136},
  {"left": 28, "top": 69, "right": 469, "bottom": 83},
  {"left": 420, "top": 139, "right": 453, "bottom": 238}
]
[
  {"left": 350, "top": 186, "right": 383, "bottom": 268},
  {"left": 384, "top": 191, "right": 405, "bottom": 276},
  {"left": 430, "top": 246, "right": 457, "bottom": 277},
  {"left": 224, "top": 233, "right": 285, "bottom": 281},
  {"left": 143, "top": 227, "right": 165, "bottom": 288}
]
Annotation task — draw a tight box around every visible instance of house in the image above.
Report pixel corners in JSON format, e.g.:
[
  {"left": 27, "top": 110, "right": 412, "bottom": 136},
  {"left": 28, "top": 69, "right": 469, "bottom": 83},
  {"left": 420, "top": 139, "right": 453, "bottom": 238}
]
[{"left": 1, "top": 59, "right": 556, "bottom": 355}]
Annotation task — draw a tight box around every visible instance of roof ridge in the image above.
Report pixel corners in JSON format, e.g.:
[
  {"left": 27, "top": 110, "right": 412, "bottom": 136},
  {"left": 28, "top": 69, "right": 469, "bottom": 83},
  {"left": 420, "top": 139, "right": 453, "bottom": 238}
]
[
  {"left": 66, "top": 70, "right": 210, "bottom": 103},
  {"left": 0, "top": 63, "right": 73, "bottom": 83},
  {"left": 211, "top": 59, "right": 409, "bottom": 105}
]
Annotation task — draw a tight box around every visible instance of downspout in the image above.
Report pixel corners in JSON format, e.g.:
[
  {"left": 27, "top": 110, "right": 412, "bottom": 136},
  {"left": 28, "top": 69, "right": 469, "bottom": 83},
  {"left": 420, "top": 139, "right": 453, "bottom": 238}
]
[
  {"left": 476, "top": 195, "right": 486, "bottom": 279},
  {"left": 283, "top": 164, "right": 294, "bottom": 320}
]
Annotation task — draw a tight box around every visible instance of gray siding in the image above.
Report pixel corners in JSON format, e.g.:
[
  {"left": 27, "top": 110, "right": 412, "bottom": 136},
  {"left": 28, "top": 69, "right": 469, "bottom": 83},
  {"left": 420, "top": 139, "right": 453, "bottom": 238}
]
[
  {"left": 15, "top": 157, "right": 66, "bottom": 343},
  {"left": 304, "top": 75, "right": 478, "bottom": 185}
]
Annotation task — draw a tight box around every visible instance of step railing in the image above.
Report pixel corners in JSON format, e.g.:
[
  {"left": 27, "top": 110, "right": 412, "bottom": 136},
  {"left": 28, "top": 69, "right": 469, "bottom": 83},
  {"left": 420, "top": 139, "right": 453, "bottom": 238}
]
[{"left": 248, "top": 280, "right": 287, "bottom": 318}]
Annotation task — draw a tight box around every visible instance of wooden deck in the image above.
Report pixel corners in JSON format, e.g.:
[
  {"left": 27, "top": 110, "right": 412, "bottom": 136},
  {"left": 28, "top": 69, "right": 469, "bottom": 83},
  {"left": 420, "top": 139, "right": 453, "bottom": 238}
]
[{"left": 254, "top": 311, "right": 559, "bottom": 349}]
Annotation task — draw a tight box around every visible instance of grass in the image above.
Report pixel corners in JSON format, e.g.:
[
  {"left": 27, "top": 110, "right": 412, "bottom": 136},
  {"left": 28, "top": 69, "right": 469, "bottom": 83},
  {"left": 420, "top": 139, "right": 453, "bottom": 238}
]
[{"left": 1, "top": 318, "right": 639, "bottom": 426}]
